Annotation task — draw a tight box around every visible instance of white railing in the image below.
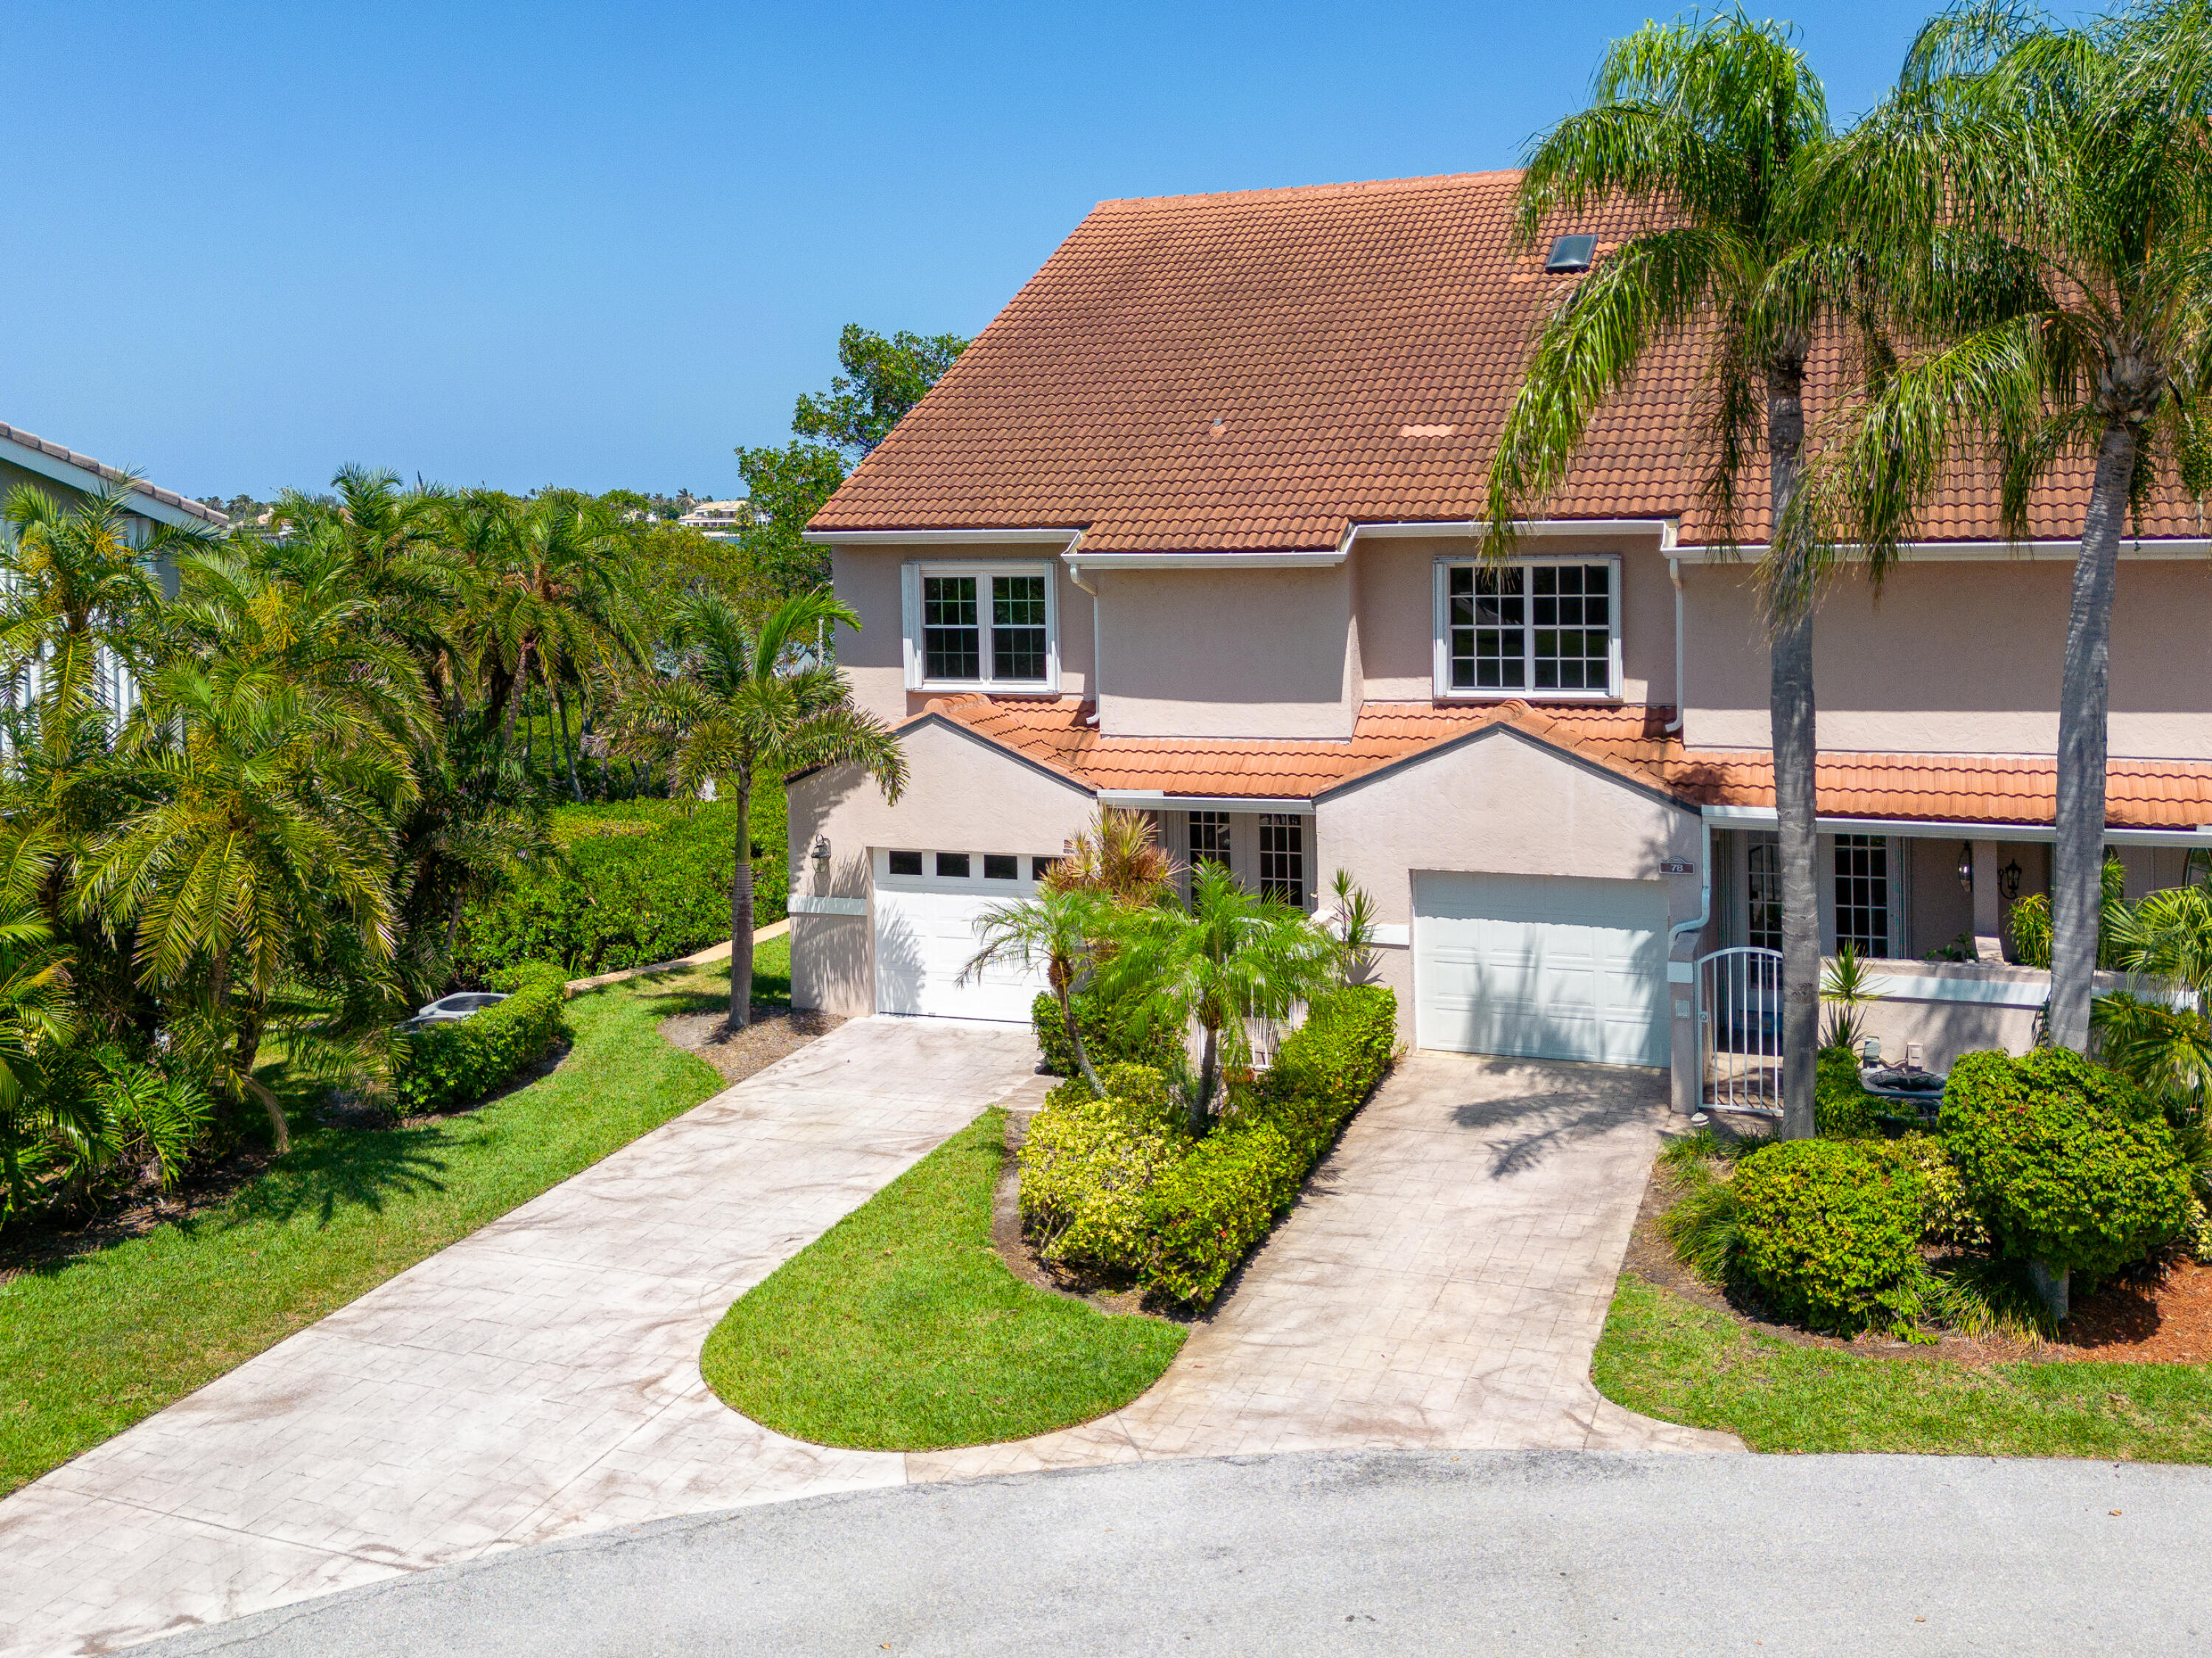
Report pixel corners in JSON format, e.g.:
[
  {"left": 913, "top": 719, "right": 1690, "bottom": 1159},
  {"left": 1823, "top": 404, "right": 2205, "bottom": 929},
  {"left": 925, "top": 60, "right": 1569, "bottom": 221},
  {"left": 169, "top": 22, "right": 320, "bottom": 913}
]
[{"left": 1698, "top": 947, "right": 1783, "bottom": 1117}]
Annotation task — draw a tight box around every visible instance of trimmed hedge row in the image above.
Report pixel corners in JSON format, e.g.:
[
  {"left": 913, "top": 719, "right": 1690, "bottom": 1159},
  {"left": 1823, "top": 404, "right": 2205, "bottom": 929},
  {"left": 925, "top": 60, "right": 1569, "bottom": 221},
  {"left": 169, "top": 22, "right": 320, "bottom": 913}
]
[
  {"left": 1017, "top": 985, "right": 1399, "bottom": 1306},
  {"left": 1030, "top": 991, "right": 1186, "bottom": 1079},
  {"left": 391, "top": 964, "right": 571, "bottom": 1114},
  {"left": 459, "top": 801, "right": 784, "bottom": 979}
]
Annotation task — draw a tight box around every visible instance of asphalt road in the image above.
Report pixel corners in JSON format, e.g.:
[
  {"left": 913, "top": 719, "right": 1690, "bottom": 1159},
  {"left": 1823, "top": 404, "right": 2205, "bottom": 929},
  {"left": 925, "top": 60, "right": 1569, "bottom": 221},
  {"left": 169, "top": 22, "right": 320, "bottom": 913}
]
[{"left": 137, "top": 1450, "right": 2212, "bottom": 1657}]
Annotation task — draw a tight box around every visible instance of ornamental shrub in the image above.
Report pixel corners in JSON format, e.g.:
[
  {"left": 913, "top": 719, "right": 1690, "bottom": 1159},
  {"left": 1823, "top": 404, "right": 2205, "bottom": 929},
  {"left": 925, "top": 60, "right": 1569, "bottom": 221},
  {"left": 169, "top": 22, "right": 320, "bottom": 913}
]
[
  {"left": 1018, "top": 1073, "right": 1190, "bottom": 1274},
  {"left": 1732, "top": 1138, "right": 1931, "bottom": 1334},
  {"left": 1885, "top": 1134, "right": 1990, "bottom": 1250},
  {"left": 1939, "top": 1047, "right": 2194, "bottom": 1283},
  {"left": 1240, "top": 985, "right": 1398, "bottom": 1161},
  {"left": 1030, "top": 991, "right": 1184, "bottom": 1078},
  {"left": 1139, "top": 1122, "right": 1303, "bottom": 1304},
  {"left": 1815, "top": 1048, "right": 1884, "bottom": 1140},
  {"left": 459, "top": 802, "right": 782, "bottom": 979},
  {"left": 390, "top": 964, "right": 571, "bottom": 1114}
]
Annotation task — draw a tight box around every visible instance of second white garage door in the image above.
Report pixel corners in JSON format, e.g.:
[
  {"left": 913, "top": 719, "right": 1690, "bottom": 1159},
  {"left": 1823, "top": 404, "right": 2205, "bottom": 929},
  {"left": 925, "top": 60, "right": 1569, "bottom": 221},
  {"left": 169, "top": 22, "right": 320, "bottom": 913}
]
[{"left": 1413, "top": 871, "right": 1669, "bottom": 1067}]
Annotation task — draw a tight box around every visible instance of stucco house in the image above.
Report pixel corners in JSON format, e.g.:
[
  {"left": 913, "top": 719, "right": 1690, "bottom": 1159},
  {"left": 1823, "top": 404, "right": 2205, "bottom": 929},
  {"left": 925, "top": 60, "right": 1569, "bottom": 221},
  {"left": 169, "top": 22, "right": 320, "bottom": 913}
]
[{"left": 785, "top": 170, "right": 2212, "bottom": 1115}]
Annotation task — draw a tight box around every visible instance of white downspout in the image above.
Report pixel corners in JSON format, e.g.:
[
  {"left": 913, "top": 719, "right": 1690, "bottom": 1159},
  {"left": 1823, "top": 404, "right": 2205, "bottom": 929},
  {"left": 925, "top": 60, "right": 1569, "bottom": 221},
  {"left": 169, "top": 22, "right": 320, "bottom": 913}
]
[
  {"left": 1668, "top": 813, "right": 1714, "bottom": 955},
  {"left": 1664, "top": 554, "right": 1686, "bottom": 735},
  {"left": 1068, "top": 562, "right": 1102, "bottom": 725}
]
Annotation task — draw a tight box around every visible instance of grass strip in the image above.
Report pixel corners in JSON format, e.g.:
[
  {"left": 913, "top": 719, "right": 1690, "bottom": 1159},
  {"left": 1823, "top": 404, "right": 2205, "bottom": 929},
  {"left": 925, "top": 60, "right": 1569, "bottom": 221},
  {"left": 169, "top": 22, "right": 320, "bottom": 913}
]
[
  {"left": 703, "top": 1108, "right": 1186, "bottom": 1451},
  {"left": 1594, "top": 1273, "right": 2212, "bottom": 1463},
  {"left": 0, "top": 944, "right": 779, "bottom": 1497}
]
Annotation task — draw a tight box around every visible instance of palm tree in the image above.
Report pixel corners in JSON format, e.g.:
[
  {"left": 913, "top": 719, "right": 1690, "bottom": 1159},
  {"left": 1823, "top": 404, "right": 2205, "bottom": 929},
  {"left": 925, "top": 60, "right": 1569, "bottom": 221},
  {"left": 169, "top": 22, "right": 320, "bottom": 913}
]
[
  {"left": 1099, "top": 861, "right": 1340, "bottom": 1134},
  {"left": 1789, "top": 0, "right": 2212, "bottom": 1051},
  {"left": 77, "top": 550, "right": 423, "bottom": 1152},
  {"left": 608, "top": 589, "right": 905, "bottom": 1028},
  {"left": 1484, "top": 15, "right": 1842, "bottom": 1137},
  {"left": 1046, "top": 807, "right": 1177, "bottom": 904},
  {"left": 0, "top": 892, "right": 77, "bottom": 1225},
  {"left": 964, "top": 885, "right": 1116, "bottom": 1095}
]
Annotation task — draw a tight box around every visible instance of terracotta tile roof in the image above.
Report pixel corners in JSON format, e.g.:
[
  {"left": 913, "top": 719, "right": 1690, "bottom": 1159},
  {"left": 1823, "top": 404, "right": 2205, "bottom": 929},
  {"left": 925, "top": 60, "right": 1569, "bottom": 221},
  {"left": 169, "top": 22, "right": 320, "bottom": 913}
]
[
  {"left": 0, "top": 421, "right": 228, "bottom": 527},
  {"left": 813, "top": 171, "right": 2209, "bottom": 551},
  {"left": 917, "top": 694, "right": 2212, "bottom": 830}
]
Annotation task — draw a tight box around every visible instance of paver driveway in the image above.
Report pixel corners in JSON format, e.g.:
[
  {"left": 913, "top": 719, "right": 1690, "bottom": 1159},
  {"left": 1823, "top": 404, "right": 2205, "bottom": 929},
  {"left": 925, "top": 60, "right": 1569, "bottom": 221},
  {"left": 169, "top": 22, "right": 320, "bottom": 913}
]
[
  {"left": 911, "top": 1051, "right": 1737, "bottom": 1478},
  {"left": 0, "top": 1017, "right": 1039, "bottom": 1658}
]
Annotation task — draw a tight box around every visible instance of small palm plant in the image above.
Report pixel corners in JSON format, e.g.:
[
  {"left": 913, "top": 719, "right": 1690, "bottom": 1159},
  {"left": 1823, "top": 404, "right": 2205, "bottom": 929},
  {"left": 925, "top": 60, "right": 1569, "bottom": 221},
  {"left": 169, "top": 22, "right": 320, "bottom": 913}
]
[
  {"left": 1046, "top": 807, "right": 1177, "bottom": 904},
  {"left": 1818, "top": 944, "right": 1888, "bottom": 1055},
  {"left": 1099, "top": 862, "right": 1340, "bottom": 1134},
  {"left": 963, "top": 885, "right": 1116, "bottom": 1096},
  {"left": 1326, "top": 870, "right": 1382, "bottom": 986},
  {"left": 607, "top": 589, "right": 905, "bottom": 1028}
]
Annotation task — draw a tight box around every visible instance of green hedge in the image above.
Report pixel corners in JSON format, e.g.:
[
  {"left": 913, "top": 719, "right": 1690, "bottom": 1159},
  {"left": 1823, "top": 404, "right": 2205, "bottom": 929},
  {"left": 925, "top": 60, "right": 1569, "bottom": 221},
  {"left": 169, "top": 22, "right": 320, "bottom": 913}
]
[
  {"left": 390, "top": 964, "right": 571, "bottom": 1114},
  {"left": 1815, "top": 1048, "right": 1885, "bottom": 1139},
  {"left": 1940, "top": 1047, "right": 2193, "bottom": 1283},
  {"left": 459, "top": 800, "right": 784, "bottom": 978},
  {"left": 1733, "top": 1138, "right": 1930, "bottom": 1334},
  {"left": 1031, "top": 991, "right": 1185, "bottom": 1079},
  {"left": 1015, "top": 986, "right": 1399, "bottom": 1308}
]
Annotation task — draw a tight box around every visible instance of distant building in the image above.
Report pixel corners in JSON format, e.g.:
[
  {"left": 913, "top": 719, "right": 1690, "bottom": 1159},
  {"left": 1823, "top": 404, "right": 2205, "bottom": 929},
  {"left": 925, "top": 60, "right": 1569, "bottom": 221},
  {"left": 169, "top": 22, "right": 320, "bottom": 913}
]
[
  {"left": 675, "top": 499, "right": 748, "bottom": 540},
  {"left": 1, "top": 419, "right": 225, "bottom": 720}
]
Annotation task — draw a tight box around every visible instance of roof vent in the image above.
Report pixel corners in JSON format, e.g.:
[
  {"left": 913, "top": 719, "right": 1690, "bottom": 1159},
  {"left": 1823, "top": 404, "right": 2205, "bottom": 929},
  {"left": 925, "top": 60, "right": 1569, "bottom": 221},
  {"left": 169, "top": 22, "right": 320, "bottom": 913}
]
[{"left": 1544, "top": 234, "right": 1597, "bottom": 274}]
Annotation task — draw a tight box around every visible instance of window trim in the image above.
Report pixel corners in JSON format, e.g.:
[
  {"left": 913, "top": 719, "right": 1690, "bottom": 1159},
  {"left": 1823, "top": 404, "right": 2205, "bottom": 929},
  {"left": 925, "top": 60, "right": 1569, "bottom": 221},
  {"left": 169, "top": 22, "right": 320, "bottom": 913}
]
[
  {"left": 1430, "top": 553, "right": 1623, "bottom": 702},
  {"left": 900, "top": 560, "right": 1061, "bottom": 693}
]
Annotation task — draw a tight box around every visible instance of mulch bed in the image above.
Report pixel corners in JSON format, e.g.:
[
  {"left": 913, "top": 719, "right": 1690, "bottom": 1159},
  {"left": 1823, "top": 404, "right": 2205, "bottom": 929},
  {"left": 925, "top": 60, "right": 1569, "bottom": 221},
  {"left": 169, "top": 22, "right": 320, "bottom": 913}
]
[
  {"left": 657, "top": 1004, "right": 842, "bottom": 1084},
  {"left": 1630, "top": 1148, "right": 2212, "bottom": 1366}
]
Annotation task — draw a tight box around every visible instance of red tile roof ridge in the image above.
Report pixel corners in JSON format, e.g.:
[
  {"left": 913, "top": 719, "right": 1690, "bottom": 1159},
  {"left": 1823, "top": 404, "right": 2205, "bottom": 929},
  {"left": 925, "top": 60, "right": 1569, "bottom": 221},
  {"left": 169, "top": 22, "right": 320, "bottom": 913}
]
[{"left": 1095, "top": 170, "right": 1523, "bottom": 212}]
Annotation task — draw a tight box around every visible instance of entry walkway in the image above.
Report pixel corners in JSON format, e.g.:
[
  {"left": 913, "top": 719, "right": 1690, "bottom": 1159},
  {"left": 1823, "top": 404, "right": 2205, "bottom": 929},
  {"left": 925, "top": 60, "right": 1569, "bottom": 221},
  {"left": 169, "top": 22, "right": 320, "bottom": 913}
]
[
  {"left": 0, "top": 1017, "right": 1038, "bottom": 1658},
  {"left": 912, "top": 1052, "right": 1737, "bottom": 1477}
]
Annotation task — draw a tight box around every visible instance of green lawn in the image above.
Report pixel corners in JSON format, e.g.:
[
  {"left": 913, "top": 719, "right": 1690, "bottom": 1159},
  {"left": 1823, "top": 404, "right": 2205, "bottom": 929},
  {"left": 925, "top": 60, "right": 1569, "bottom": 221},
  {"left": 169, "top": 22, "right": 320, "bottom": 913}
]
[
  {"left": 703, "top": 1109, "right": 1186, "bottom": 1451},
  {"left": 1594, "top": 1273, "right": 2212, "bottom": 1462},
  {"left": 0, "top": 946, "right": 782, "bottom": 1498}
]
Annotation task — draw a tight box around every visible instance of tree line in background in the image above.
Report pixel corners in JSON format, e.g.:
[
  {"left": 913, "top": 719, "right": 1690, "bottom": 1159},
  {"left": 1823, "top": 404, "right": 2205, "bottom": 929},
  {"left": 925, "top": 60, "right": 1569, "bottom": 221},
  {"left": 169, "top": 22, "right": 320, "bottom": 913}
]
[{"left": 0, "top": 327, "right": 959, "bottom": 1231}]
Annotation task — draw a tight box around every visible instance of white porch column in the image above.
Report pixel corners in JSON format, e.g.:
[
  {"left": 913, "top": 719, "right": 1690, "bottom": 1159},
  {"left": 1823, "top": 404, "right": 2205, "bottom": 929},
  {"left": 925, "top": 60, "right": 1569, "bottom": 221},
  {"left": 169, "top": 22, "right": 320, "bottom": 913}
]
[{"left": 1970, "top": 840, "right": 2004, "bottom": 963}]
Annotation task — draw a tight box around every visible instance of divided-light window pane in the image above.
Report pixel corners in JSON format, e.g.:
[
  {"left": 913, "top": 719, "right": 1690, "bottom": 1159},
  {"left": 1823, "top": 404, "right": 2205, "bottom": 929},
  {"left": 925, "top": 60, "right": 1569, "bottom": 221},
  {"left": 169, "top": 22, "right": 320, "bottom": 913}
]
[
  {"left": 922, "top": 576, "right": 979, "bottom": 680},
  {"left": 991, "top": 575, "right": 1048, "bottom": 680},
  {"left": 1447, "top": 562, "right": 1610, "bottom": 694},
  {"left": 1834, "top": 835, "right": 1890, "bottom": 957}
]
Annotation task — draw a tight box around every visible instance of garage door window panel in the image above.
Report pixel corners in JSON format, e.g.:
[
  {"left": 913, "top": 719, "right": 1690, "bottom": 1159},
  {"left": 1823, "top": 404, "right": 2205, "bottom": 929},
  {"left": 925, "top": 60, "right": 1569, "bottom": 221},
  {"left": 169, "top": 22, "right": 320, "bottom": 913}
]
[
  {"left": 1436, "top": 557, "right": 1619, "bottom": 700},
  {"left": 904, "top": 562, "right": 1060, "bottom": 692}
]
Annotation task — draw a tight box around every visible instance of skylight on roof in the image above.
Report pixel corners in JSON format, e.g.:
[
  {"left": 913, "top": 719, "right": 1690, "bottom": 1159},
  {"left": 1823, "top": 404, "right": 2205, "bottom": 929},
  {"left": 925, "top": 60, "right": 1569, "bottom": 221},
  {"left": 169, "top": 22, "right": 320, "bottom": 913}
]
[{"left": 1545, "top": 234, "right": 1597, "bottom": 274}]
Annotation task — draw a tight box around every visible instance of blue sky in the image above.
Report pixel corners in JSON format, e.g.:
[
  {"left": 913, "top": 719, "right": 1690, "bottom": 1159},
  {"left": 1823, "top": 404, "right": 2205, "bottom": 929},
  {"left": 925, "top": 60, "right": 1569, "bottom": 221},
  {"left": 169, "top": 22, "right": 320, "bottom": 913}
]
[{"left": 4, "top": 0, "right": 1944, "bottom": 503}]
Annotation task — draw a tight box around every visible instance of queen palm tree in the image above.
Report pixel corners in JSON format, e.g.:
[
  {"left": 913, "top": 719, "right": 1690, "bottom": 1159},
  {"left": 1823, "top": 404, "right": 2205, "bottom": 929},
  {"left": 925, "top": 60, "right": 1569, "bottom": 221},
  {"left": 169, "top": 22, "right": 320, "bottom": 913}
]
[
  {"left": 1789, "top": 0, "right": 2212, "bottom": 1051},
  {"left": 607, "top": 589, "right": 905, "bottom": 1028},
  {"left": 1484, "top": 14, "right": 1845, "bottom": 1136},
  {"left": 1099, "top": 861, "right": 1339, "bottom": 1135}
]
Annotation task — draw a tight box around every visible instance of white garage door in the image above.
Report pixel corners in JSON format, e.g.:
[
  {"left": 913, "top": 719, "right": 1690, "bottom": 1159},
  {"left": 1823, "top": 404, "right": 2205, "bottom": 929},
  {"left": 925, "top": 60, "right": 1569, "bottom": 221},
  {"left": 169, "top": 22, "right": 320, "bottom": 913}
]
[
  {"left": 874, "top": 846, "right": 1051, "bottom": 1022},
  {"left": 1413, "top": 872, "right": 1669, "bottom": 1067}
]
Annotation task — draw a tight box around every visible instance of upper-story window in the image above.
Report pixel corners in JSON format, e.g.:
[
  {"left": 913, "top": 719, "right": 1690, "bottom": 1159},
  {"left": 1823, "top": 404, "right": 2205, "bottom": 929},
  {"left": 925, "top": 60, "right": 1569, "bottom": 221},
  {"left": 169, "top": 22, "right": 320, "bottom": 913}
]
[
  {"left": 902, "top": 562, "right": 1059, "bottom": 692},
  {"left": 1432, "top": 556, "right": 1621, "bottom": 700}
]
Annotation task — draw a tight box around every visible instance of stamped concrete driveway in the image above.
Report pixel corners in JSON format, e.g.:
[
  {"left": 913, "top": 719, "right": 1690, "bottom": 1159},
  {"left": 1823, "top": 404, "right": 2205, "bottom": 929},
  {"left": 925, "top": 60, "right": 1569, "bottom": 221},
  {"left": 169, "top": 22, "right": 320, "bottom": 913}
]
[
  {"left": 0, "top": 1017, "right": 1039, "bottom": 1658},
  {"left": 914, "top": 1051, "right": 1735, "bottom": 1478}
]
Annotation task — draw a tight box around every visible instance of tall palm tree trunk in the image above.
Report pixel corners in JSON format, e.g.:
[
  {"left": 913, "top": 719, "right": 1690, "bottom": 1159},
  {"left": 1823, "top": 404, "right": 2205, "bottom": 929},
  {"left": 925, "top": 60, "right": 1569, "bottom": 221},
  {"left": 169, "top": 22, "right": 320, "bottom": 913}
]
[
  {"left": 728, "top": 769, "right": 756, "bottom": 1029},
  {"left": 1766, "top": 360, "right": 1822, "bottom": 1139},
  {"left": 550, "top": 669, "right": 584, "bottom": 804},
  {"left": 2048, "top": 420, "right": 2136, "bottom": 1052}
]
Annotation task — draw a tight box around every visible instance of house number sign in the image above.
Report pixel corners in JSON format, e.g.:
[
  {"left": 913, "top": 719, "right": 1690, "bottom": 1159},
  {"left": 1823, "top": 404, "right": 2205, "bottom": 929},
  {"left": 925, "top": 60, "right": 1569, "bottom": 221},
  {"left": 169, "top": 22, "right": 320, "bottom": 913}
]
[{"left": 1658, "top": 859, "right": 1694, "bottom": 874}]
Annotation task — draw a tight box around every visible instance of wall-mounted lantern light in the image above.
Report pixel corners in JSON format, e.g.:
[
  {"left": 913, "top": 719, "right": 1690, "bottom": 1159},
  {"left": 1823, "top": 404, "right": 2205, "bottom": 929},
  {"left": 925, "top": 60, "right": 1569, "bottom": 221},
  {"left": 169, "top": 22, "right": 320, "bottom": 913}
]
[
  {"left": 810, "top": 835, "right": 831, "bottom": 866},
  {"left": 1956, "top": 842, "right": 1975, "bottom": 894},
  {"left": 2000, "top": 858, "right": 2023, "bottom": 902}
]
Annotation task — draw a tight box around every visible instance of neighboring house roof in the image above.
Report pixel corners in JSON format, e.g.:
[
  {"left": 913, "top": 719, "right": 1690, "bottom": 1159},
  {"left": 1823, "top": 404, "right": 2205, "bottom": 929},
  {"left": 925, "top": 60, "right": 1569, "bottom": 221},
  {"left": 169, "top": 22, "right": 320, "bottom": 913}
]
[
  {"left": 917, "top": 694, "right": 2212, "bottom": 831},
  {"left": 811, "top": 170, "right": 2208, "bottom": 552},
  {"left": 0, "top": 420, "right": 228, "bottom": 529}
]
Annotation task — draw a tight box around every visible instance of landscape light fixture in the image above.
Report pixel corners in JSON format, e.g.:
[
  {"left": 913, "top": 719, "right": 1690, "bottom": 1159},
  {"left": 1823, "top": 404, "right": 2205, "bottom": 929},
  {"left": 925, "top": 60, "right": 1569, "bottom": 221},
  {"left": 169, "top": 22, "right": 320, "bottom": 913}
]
[{"left": 2000, "top": 858, "right": 2023, "bottom": 902}]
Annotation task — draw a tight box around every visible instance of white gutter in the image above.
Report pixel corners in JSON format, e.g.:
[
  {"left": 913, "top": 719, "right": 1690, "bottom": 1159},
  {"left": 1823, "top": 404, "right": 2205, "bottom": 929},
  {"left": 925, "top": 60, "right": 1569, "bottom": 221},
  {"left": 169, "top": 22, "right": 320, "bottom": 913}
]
[
  {"left": 1066, "top": 560, "right": 1103, "bottom": 727},
  {"left": 1065, "top": 549, "right": 1343, "bottom": 571},
  {"left": 1700, "top": 804, "right": 2212, "bottom": 848},
  {"left": 1340, "top": 517, "right": 1677, "bottom": 546},
  {"left": 1096, "top": 790, "right": 1315, "bottom": 815},
  {"left": 1673, "top": 537, "right": 2212, "bottom": 563}
]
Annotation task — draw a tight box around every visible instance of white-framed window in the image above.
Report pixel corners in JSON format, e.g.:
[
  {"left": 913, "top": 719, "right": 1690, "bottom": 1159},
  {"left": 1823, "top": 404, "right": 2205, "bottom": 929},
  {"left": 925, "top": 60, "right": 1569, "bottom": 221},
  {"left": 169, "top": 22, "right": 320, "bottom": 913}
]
[
  {"left": 1431, "top": 555, "right": 1621, "bottom": 700},
  {"left": 1188, "top": 809, "right": 1231, "bottom": 871},
  {"left": 900, "top": 562, "right": 1060, "bottom": 692},
  {"left": 1833, "top": 834, "right": 1891, "bottom": 957},
  {"left": 1259, "top": 814, "right": 1305, "bottom": 907}
]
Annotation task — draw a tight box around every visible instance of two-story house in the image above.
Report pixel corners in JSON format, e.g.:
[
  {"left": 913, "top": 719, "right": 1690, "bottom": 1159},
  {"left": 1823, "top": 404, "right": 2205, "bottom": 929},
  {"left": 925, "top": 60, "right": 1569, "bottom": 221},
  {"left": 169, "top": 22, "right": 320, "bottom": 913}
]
[{"left": 785, "top": 170, "right": 2212, "bottom": 1115}]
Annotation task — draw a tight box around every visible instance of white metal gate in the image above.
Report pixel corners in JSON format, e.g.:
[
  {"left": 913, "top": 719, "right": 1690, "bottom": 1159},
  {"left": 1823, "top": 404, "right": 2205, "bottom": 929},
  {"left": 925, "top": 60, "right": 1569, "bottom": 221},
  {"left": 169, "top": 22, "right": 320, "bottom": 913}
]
[{"left": 1697, "top": 947, "right": 1783, "bottom": 1116}]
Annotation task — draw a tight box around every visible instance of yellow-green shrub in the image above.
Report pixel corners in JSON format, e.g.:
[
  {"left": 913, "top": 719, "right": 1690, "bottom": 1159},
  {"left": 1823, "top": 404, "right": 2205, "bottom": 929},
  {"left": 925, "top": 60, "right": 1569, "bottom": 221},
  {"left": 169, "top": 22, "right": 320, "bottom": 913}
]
[
  {"left": 1733, "top": 1138, "right": 1930, "bottom": 1334},
  {"left": 1018, "top": 1069, "right": 1189, "bottom": 1274},
  {"left": 1138, "top": 1123, "right": 1302, "bottom": 1304}
]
